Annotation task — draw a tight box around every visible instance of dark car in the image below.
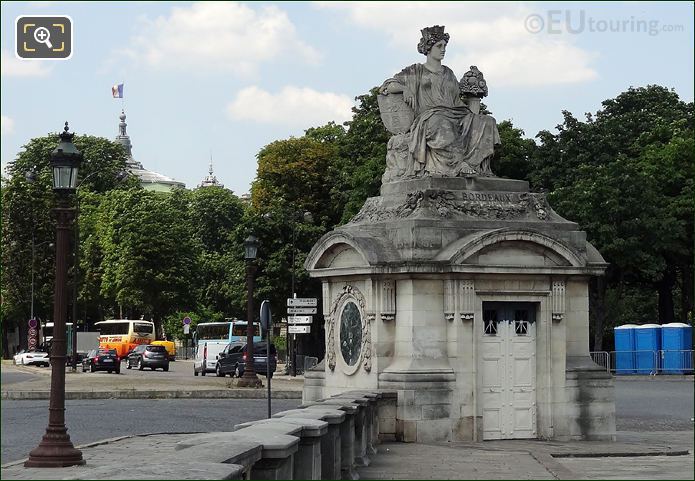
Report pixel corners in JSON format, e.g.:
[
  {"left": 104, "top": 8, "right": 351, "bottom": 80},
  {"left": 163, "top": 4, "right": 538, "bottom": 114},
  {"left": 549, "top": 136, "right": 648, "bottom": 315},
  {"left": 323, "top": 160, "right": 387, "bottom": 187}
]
[
  {"left": 216, "top": 341, "right": 276, "bottom": 378},
  {"left": 82, "top": 348, "right": 120, "bottom": 374},
  {"left": 126, "top": 344, "right": 170, "bottom": 371}
]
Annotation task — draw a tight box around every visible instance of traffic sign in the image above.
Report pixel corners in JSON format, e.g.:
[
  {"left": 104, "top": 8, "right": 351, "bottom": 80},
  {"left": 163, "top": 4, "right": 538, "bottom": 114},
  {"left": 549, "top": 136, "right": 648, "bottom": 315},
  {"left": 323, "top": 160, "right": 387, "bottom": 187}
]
[
  {"left": 28, "top": 338, "right": 37, "bottom": 349},
  {"left": 260, "top": 300, "right": 272, "bottom": 331},
  {"left": 287, "top": 298, "right": 317, "bottom": 307},
  {"left": 28, "top": 318, "right": 38, "bottom": 329},
  {"left": 28, "top": 327, "right": 38, "bottom": 337},
  {"left": 287, "top": 307, "right": 317, "bottom": 315},
  {"left": 287, "top": 316, "right": 312, "bottom": 325},
  {"left": 182, "top": 316, "right": 192, "bottom": 325},
  {"left": 183, "top": 324, "right": 190, "bottom": 335},
  {"left": 288, "top": 325, "right": 311, "bottom": 334}
]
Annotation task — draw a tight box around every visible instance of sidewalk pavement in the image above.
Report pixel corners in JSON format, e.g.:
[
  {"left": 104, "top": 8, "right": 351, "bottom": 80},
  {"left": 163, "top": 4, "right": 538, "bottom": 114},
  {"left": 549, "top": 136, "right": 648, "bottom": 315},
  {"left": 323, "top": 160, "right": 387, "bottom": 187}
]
[
  {"left": 1, "top": 361, "right": 303, "bottom": 400},
  {"left": 1, "top": 430, "right": 692, "bottom": 480}
]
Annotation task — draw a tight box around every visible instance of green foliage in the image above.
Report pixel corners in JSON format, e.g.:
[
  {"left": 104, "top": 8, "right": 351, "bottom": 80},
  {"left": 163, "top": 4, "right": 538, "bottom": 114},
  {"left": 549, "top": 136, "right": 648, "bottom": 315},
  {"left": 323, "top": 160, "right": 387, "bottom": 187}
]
[
  {"left": 96, "top": 189, "right": 201, "bottom": 335},
  {"left": 1, "top": 133, "right": 133, "bottom": 355},
  {"left": 333, "top": 88, "right": 390, "bottom": 223},
  {"left": 189, "top": 187, "right": 247, "bottom": 316},
  {"left": 272, "top": 335, "right": 287, "bottom": 353},
  {"left": 491, "top": 120, "right": 536, "bottom": 181},
  {"left": 532, "top": 85, "right": 694, "bottom": 326}
]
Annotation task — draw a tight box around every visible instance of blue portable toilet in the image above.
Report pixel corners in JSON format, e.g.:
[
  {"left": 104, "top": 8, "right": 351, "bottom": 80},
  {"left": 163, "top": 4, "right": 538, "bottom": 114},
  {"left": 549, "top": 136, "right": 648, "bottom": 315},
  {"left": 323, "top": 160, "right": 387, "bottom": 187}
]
[
  {"left": 634, "top": 324, "right": 661, "bottom": 374},
  {"left": 614, "top": 324, "right": 637, "bottom": 374},
  {"left": 660, "top": 323, "right": 693, "bottom": 374}
]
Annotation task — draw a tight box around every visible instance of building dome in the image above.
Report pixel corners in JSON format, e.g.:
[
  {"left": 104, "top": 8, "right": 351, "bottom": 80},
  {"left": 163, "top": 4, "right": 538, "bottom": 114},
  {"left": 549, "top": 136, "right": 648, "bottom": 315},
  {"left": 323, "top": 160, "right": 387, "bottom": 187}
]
[{"left": 114, "top": 110, "right": 185, "bottom": 192}]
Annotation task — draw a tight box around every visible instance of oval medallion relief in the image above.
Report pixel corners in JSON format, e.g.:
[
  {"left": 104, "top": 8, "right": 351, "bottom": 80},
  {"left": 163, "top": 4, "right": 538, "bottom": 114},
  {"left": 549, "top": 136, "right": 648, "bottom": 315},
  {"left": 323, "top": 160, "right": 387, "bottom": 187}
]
[{"left": 339, "top": 300, "right": 362, "bottom": 367}]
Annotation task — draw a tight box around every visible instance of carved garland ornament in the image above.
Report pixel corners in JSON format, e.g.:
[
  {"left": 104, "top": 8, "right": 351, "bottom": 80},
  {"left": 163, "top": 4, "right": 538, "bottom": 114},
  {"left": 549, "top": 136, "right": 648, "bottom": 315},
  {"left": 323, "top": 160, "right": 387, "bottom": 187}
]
[
  {"left": 327, "top": 284, "right": 372, "bottom": 374},
  {"left": 326, "top": 313, "right": 336, "bottom": 371}
]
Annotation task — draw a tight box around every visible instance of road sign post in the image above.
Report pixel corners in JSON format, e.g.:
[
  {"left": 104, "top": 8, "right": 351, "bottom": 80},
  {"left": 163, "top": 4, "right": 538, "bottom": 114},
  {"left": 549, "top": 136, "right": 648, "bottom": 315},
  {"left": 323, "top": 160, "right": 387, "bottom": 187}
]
[
  {"left": 182, "top": 317, "right": 192, "bottom": 360},
  {"left": 286, "top": 298, "right": 317, "bottom": 376},
  {"left": 260, "top": 300, "right": 272, "bottom": 419}
]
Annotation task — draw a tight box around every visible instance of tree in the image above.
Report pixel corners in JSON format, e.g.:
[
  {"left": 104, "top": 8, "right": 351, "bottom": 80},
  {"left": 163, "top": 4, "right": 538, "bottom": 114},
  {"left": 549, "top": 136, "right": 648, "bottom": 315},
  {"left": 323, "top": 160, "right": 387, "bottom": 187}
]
[
  {"left": 250, "top": 133, "right": 351, "bottom": 358},
  {"left": 96, "top": 189, "right": 201, "bottom": 337},
  {"left": 1, "top": 133, "right": 134, "bottom": 357},
  {"left": 491, "top": 120, "right": 537, "bottom": 181},
  {"left": 530, "top": 86, "right": 693, "bottom": 346},
  {"left": 332, "top": 88, "right": 390, "bottom": 223},
  {"left": 189, "top": 187, "right": 247, "bottom": 316}
]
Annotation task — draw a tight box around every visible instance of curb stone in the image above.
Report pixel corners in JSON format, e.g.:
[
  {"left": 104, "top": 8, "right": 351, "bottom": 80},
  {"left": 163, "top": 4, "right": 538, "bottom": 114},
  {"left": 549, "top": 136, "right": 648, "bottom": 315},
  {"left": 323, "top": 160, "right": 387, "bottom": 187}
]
[
  {"left": 1, "top": 389, "right": 302, "bottom": 400},
  {"left": 528, "top": 451, "right": 574, "bottom": 480}
]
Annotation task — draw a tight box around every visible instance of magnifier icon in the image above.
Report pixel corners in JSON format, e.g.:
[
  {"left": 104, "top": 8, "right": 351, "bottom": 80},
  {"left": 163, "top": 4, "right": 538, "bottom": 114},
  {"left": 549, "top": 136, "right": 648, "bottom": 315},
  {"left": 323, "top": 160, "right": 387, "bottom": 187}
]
[{"left": 33, "top": 27, "right": 53, "bottom": 49}]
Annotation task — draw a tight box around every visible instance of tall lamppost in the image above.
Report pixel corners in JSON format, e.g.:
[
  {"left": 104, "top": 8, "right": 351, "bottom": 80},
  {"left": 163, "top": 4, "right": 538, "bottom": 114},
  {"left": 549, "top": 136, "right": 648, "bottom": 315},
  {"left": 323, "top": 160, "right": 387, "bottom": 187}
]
[
  {"left": 237, "top": 235, "right": 262, "bottom": 388},
  {"left": 25, "top": 122, "right": 85, "bottom": 468}
]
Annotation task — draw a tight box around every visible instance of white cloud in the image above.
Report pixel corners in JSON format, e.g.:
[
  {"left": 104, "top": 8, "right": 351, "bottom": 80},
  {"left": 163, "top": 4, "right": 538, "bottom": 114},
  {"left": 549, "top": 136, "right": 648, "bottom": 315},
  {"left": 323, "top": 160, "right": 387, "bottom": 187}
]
[
  {"left": 315, "top": 2, "right": 598, "bottom": 87},
  {"left": 118, "top": 2, "right": 320, "bottom": 75},
  {"left": 1, "top": 49, "right": 51, "bottom": 77},
  {"left": 227, "top": 86, "right": 354, "bottom": 127},
  {"left": 1, "top": 115, "right": 15, "bottom": 136}
]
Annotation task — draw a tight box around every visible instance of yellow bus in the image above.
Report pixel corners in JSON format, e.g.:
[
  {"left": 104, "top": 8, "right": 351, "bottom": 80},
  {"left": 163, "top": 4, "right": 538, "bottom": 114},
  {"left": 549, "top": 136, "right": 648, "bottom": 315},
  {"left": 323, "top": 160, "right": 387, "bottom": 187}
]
[{"left": 95, "top": 320, "right": 155, "bottom": 358}]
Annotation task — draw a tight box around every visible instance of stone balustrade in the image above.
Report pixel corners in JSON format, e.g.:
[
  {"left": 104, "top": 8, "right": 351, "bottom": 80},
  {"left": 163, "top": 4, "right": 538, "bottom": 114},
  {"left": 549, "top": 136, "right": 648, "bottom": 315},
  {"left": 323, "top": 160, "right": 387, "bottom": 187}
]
[{"left": 170, "top": 390, "right": 397, "bottom": 480}]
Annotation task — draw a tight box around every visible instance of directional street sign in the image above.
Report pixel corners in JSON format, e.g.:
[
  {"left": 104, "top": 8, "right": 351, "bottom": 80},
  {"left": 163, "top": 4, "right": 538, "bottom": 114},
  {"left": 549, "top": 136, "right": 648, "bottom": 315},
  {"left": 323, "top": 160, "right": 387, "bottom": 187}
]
[
  {"left": 287, "top": 298, "right": 317, "bottom": 307},
  {"left": 287, "top": 307, "right": 317, "bottom": 315},
  {"left": 287, "top": 316, "right": 312, "bottom": 325},
  {"left": 288, "top": 325, "right": 311, "bottom": 334}
]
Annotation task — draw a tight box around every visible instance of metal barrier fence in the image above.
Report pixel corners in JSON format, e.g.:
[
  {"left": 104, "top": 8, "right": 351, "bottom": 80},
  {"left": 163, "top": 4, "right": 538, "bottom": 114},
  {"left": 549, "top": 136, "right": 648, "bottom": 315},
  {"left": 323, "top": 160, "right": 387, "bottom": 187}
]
[
  {"left": 590, "top": 351, "right": 610, "bottom": 372},
  {"left": 590, "top": 350, "right": 694, "bottom": 375},
  {"left": 175, "top": 344, "right": 195, "bottom": 360}
]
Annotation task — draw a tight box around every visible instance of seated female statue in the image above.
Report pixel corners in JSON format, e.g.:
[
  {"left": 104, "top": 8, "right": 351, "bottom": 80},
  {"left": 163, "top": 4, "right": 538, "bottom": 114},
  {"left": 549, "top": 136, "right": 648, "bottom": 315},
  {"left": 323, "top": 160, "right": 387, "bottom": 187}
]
[{"left": 379, "top": 25, "right": 500, "bottom": 178}]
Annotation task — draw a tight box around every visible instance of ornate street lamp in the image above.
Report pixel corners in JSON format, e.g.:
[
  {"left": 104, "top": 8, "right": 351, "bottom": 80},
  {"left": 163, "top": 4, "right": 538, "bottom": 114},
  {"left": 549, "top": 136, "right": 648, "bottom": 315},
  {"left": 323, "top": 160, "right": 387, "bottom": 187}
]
[
  {"left": 25, "top": 122, "right": 85, "bottom": 468},
  {"left": 237, "top": 234, "right": 262, "bottom": 388}
]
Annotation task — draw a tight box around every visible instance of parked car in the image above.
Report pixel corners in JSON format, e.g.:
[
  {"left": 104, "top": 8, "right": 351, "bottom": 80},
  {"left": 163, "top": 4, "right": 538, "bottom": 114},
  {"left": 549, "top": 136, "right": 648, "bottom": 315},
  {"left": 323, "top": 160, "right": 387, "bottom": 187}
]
[
  {"left": 150, "top": 340, "right": 176, "bottom": 361},
  {"left": 13, "top": 350, "right": 49, "bottom": 367},
  {"left": 216, "top": 341, "right": 276, "bottom": 378},
  {"left": 126, "top": 344, "right": 169, "bottom": 371},
  {"left": 81, "top": 348, "right": 120, "bottom": 374}
]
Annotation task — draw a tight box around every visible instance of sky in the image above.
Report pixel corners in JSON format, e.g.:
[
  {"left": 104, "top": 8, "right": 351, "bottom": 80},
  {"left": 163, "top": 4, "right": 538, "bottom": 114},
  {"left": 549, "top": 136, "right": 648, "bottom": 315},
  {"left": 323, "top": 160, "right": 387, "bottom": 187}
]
[{"left": 2, "top": 1, "right": 693, "bottom": 196}]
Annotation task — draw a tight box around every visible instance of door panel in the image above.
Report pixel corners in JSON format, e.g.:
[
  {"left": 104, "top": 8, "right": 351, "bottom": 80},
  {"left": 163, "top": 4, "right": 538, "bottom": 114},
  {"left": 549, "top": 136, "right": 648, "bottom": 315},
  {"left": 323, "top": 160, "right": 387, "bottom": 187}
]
[{"left": 480, "top": 302, "right": 537, "bottom": 440}]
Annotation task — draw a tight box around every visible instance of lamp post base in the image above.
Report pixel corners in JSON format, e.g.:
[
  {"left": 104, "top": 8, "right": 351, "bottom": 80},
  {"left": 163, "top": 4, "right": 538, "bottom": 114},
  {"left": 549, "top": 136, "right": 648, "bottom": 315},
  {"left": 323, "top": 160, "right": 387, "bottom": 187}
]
[
  {"left": 237, "top": 373, "right": 263, "bottom": 388},
  {"left": 24, "top": 428, "right": 85, "bottom": 467}
]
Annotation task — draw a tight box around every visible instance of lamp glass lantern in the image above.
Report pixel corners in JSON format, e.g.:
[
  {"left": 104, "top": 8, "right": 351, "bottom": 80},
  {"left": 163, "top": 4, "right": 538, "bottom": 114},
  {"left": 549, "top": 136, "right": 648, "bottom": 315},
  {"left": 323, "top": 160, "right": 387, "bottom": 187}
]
[
  {"left": 244, "top": 235, "right": 258, "bottom": 261},
  {"left": 51, "top": 122, "right": 82, "bottom": 192}
]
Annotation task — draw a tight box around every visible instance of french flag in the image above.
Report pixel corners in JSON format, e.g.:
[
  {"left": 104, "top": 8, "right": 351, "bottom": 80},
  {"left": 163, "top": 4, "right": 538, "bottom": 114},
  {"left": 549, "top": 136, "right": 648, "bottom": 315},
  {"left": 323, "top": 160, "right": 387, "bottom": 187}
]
[{"left": 112, "top": 83, "right": 124, "bottom": 98}]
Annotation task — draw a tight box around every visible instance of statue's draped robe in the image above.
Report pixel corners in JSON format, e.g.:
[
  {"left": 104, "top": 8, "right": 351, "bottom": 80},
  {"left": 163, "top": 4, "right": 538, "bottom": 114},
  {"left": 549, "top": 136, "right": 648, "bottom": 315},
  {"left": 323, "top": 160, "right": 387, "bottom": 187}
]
[{"left": 392, "top": 64, "right": 500, "bottom": 176}]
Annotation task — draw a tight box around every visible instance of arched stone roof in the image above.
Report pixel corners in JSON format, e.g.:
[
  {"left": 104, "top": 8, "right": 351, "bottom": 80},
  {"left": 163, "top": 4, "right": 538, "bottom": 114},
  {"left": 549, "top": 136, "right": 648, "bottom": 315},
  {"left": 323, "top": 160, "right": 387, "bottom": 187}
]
[
  {"left": 305, "top": 230, "right": 398, "bottom": 270},
  {"left": 436, "top": 228, "right": 585, "bottom": 267}
]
